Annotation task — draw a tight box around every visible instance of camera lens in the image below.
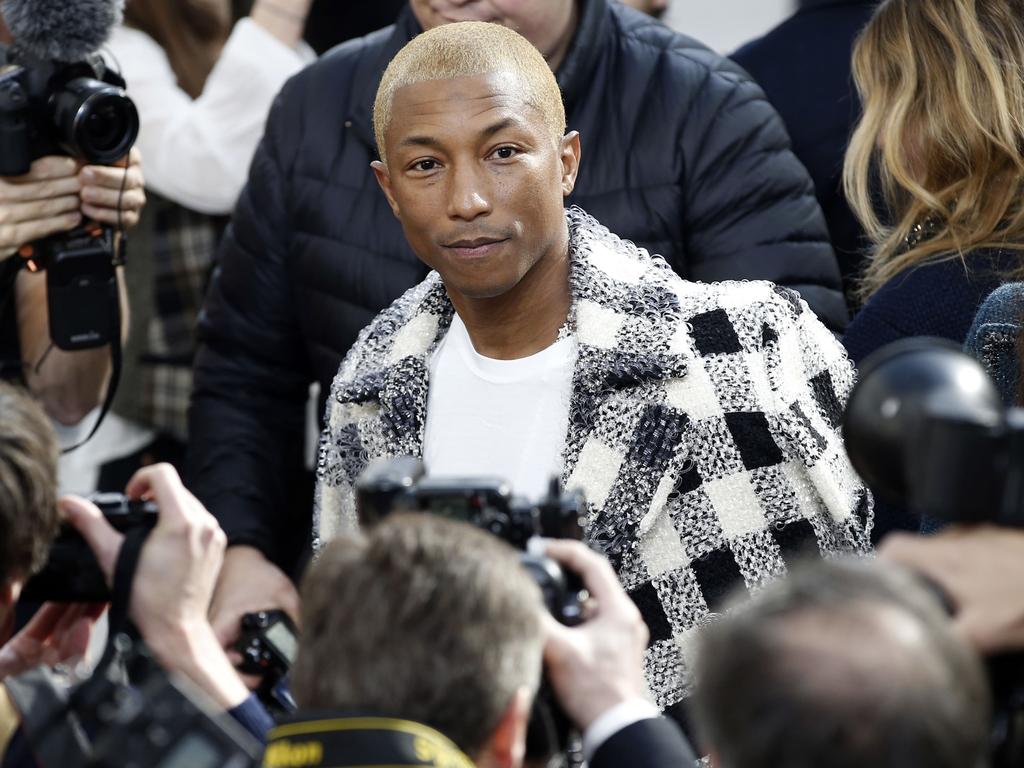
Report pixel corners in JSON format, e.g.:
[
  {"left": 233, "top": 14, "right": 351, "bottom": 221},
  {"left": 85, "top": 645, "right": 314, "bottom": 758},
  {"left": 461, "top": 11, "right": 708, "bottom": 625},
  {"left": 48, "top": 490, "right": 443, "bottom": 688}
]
[{"left": 49, "top": 78, "right": 139, "bottom": 165}]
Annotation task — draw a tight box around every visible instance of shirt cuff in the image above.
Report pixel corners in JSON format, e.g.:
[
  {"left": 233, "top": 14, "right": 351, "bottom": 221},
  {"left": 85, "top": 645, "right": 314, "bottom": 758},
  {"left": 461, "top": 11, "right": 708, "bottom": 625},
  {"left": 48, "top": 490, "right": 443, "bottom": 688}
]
[
  {"left": 581, "top": 698, "right": 661, "bottom": 764},
  {"left": 228, "top": 693, "right": 275, "bottom": 744}
]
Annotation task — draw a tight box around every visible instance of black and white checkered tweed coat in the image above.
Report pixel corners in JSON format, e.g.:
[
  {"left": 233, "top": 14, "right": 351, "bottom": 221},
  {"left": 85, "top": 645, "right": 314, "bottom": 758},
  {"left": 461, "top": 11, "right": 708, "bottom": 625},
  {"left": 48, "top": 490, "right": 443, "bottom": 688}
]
[{"left": 315, "top": 207, "right": 872, "bottom": 714}]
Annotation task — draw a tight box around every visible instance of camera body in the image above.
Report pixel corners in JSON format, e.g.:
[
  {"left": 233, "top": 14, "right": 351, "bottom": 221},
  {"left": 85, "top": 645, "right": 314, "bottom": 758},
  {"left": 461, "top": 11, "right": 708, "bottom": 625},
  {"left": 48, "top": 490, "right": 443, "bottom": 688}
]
[
  {"left": 235, "top": 610, "right": 299, "bottom": 714},
  {"left": 21, "top": 493, "right": 158, "bottom": 603},
  {"left": 356, "top": 456, "right": 588, "bottom": 624},
  {"left": 0, "top": 44, "right": 139, "bottom": 350},
  {"left": 0, "top": 48, "right": 138, "bottom": 176}
]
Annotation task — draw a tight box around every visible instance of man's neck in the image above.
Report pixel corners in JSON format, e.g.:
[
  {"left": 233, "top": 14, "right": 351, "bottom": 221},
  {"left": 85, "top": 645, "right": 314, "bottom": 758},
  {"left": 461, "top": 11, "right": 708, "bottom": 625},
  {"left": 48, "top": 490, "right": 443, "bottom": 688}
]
[
  {"left": 545, "top": 1, "right": 581, "bottom": 74},
  {"left": 449, "top": 236, "right": 572, "bottom": 361}
]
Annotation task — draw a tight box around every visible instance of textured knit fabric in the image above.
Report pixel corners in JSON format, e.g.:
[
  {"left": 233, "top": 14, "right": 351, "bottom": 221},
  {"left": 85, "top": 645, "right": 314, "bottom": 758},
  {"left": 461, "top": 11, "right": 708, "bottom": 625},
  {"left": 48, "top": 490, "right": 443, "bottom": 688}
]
[
  {"left": 316, "top": 208, "right": 873, "bottom": 714},
  {"left": 732, "top": 0, "right": 879, "bottom": 306},
  {"left": 964, "top": 282, "right": 1024, "bottom": 407},
  {"left": 189, "top": 0, "right": 847, "bottom": 568},
  {"left": 843, "top": 249, "right": 1019, "bottom": 366}
]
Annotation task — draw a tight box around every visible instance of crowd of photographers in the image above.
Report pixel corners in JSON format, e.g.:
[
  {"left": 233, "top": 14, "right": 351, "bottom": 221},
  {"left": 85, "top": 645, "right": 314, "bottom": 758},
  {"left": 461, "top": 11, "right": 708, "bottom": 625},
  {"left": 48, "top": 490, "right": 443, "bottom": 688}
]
[{"left": 2, "top": 0, "right": 1024, "bottom": 767}]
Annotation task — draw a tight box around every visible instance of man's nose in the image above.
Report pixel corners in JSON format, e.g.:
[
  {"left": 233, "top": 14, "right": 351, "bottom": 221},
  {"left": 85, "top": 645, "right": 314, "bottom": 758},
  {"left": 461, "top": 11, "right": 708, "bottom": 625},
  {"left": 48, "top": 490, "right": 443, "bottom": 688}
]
[{"left": 446, "top": 162, "right": 492, "bottom": 221}]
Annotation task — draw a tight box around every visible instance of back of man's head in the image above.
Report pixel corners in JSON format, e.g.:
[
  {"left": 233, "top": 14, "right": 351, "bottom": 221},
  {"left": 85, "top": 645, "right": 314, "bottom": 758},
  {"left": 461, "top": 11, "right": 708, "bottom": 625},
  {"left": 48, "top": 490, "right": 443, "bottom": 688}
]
[
  {"left": 692, "top": 558, "right": 990, "bottom": 768},
  {"left": 0, "top": 382, "right": 59, "bottom": 587},
  {"left": 292, "top": 514, "right": 545, "bottom": 757}
]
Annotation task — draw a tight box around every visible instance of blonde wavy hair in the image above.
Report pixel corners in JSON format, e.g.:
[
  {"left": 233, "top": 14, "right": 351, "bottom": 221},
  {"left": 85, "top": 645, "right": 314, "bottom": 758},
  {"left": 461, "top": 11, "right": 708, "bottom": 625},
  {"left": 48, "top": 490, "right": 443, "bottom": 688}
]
[{"left": 843, "top": 0, "right": 1024, "bottom": 299}]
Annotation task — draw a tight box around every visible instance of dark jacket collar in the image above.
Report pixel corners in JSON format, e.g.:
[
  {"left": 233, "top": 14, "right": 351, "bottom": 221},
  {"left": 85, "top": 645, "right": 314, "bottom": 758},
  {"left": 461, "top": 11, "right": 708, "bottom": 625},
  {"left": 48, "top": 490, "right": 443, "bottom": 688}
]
[{"left": 347, "top": 0, "right": 610, "bottom": 151}]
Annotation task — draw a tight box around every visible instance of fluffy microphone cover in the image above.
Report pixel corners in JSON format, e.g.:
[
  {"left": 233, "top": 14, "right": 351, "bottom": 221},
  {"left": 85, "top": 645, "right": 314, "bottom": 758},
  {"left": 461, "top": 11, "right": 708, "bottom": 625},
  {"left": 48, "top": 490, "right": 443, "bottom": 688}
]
[{"left": 1, "top": 0, "right": 125, "bottom": 61}]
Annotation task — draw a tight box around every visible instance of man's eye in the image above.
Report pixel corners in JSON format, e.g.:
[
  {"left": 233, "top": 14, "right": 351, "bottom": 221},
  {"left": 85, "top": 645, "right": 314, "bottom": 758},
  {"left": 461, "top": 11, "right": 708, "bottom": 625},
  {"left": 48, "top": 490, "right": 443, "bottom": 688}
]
[
  {"left": 412, "top": 159, "right": 438, "bottom": 172},
  {"left": 493, "top": 146, "right": 517, "bottom": 159}
]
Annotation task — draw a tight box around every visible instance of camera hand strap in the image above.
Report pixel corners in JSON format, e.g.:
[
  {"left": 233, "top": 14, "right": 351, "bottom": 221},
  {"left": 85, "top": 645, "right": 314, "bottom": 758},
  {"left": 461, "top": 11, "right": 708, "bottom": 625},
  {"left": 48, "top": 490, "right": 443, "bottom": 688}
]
[{"left": 60, "top": 278, "right": 122, "bottom": 454}]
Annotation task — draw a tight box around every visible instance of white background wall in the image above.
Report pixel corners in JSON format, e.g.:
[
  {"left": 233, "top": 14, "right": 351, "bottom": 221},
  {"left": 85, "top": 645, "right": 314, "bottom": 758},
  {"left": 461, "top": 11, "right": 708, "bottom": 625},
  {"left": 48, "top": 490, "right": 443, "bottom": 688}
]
[{"left": 664, "top": 0, "right": 798, "bottom": 54}]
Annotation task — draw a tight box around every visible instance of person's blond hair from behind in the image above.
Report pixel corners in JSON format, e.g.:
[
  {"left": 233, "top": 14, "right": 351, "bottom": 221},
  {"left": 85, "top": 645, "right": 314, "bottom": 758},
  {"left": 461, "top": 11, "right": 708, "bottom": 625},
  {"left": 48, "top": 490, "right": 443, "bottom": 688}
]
[
  {"left": 372, "top": 21, "right": 566, "bottom": 165},
  {"left": 843, "top": 0, "right": 1024, "bottom": 300}
]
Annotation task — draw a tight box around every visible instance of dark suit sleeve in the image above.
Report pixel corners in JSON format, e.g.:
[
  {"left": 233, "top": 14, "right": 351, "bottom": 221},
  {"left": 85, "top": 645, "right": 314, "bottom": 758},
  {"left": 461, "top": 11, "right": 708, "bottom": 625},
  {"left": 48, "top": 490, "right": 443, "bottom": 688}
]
[
  {"left": 590, "top": 718, "right": 698, "bottom": 768},
  {"left": 681, "top": 64, "right": 848, "bottom": 333},
  {"left": 187, "top": 73, "right": 313, "bottom": 568}
]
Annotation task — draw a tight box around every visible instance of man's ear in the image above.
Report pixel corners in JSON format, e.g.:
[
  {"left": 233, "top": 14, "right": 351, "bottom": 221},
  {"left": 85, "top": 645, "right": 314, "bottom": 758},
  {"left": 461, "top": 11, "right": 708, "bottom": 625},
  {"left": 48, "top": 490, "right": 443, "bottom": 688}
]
[
  {"left": 559, "top": 131, "right": 582, "bottom": 198},
  {"left": 480, "top": 686, "right": 532, "bottom": 768},
  {"left": 371, "top": 160, "right": 401, "bottom": 218}
]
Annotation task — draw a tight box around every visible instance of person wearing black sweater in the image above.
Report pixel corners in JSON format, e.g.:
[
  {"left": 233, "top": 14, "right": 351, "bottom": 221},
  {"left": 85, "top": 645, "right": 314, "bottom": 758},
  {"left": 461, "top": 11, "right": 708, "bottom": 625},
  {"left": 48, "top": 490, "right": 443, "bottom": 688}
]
[{"left": 839, "top": 0, "right": 1024, "bottom": 538}]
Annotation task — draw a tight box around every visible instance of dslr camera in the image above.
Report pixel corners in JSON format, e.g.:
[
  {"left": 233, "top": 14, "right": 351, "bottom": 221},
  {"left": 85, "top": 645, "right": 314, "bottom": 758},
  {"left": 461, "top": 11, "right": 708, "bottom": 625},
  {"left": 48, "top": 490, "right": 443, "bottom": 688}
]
[
  {"left": 0, "top": 43, "right": 139, "bottom": 349},
  {"left": 356, "top": 456, "right": 588, "bottom": 623},
  {"left": 356, "top": 457, "right": 589, "bottom": 763},
  {"left": 21, "top": 493, "right": 157, "bottom": 603}
]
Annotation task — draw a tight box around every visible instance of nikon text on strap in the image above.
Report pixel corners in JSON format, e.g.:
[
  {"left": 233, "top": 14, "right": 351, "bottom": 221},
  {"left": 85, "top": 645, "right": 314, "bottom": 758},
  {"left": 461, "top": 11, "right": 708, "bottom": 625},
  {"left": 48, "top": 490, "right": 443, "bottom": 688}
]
[{"left": 264, "top": 715, "right": 476, "bottom": 768}]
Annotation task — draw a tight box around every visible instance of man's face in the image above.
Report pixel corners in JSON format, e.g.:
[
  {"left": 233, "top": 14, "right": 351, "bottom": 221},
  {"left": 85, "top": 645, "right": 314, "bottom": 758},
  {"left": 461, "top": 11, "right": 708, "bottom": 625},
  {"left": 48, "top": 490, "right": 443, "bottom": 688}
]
[
  {"left": 409, "top": 1, "right": 575, "bottom": 63},
  {"left": 620, "top": 0, "right": 669, "bottom": 19},
  {"left": 373, "top": 72, "right": 580, "bottom": 302}
]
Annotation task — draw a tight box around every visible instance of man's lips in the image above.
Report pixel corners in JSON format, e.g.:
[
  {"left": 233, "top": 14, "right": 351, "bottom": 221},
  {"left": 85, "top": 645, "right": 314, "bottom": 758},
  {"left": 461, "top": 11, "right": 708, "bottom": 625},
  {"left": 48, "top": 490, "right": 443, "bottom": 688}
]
[{"left": 442, "top": 237, "right": 509, "bottom": 259}]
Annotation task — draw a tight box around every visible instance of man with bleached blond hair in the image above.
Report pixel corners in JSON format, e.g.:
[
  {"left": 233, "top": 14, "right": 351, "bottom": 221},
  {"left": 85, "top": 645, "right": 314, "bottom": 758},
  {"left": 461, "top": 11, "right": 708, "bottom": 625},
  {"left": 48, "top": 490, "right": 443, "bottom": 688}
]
[{"left": 315, "top": 20, "right": 872, "bottom": 721}]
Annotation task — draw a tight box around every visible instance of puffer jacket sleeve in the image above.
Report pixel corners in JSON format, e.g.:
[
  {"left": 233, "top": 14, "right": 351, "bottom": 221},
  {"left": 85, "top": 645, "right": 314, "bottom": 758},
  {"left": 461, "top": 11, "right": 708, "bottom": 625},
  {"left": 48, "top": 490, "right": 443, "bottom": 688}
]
[
  {"left": 682, "top": 64, "right": 849, "bottom": 333},
  {"left": 187, "top": 73, "right": 312, "bottom": 567}
]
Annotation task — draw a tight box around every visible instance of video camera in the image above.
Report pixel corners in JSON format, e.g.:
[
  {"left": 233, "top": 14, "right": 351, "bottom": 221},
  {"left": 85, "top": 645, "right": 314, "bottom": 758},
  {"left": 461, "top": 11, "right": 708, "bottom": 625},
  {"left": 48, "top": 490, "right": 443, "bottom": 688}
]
[
  {"left": 355, "top": 457, "right": 589, "bottom": 764},
  {"left": 843, "top": 337, "right": 1024, "bottom": 768},
  {"left": 20, "top": 493, "right": 157, "bottom": 603},
  {"left": 0, "top": 28, "right": 138, "bottom": 350}
]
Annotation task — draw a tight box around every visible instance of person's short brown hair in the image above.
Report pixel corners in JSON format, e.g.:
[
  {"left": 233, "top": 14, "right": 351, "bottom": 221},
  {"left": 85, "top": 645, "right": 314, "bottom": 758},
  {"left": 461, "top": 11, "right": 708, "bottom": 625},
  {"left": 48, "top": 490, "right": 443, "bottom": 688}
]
[
  {"left": 292, "top": 514, "right": 545, "bottom": 756},
  {"left": 692, "top": 558, "right": 990, "bottom": 768},
  {"left": 0, "top": 382, "right": 59, "bottom": 583}
]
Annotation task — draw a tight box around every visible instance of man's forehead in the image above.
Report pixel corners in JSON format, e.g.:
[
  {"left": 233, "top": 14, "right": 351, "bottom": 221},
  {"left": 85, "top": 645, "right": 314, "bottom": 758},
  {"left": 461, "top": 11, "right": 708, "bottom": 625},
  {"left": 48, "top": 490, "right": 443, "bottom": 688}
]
[{"left": 390, "top": 71, "right": 534, "bottom": 115}]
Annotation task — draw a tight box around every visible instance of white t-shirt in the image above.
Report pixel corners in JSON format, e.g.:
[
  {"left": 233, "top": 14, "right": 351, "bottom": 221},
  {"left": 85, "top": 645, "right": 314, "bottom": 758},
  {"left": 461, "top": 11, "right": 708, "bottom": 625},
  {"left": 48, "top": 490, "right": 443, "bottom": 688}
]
[{"left": 423, "top": 315, "right": 577, "bottom": 500}]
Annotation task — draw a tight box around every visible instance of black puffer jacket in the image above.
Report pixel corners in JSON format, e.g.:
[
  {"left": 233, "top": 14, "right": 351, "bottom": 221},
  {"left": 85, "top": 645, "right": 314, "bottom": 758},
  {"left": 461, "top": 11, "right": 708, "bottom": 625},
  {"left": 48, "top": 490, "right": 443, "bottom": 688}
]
[{"left": 190, "top": 0, "right": 847, "bottom": 565}]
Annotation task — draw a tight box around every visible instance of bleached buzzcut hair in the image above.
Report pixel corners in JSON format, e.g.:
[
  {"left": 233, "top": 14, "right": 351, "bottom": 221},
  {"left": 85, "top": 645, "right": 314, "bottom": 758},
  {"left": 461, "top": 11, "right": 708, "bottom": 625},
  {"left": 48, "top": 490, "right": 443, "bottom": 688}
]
[{"left": 373, "top": 21, "right": 566, "bottom": 164}]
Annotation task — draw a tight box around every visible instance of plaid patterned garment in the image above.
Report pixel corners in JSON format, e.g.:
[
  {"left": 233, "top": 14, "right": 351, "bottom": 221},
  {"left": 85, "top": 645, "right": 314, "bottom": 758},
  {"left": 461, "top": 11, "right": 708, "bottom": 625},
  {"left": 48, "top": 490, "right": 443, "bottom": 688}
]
[{"left": 316, "top": 207, "right": 873, "bottom": 714}]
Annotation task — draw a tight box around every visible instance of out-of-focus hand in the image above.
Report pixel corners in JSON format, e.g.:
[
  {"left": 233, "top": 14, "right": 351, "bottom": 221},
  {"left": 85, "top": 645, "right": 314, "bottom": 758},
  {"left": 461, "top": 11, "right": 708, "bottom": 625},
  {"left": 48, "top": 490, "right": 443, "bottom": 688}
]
[
  {"left": 62, "top": 464, "right": 248, "bottom": 709},
  {"left": 209, "top": 545, "right": 300, "bottom": 650},
  {"left": 879, "top": 525, "right": 1024, "bottom": 655},
  {"left": 78, "top": 147, "right": 145, "bottom": 229},
  {"left": 0, "top": 156, "right": 82, "bottom": 259},
  {"left": 539, "top": 539, "right": 650, "bottom": 731},
  {"left": 0, "top": 603, "right": 105, "bottom": 680}
]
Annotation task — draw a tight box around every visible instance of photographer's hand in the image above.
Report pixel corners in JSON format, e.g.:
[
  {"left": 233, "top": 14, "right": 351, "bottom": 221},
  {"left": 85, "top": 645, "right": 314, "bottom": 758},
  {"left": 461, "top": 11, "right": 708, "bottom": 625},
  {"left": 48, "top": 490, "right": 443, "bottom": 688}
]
[
  {"left": 78, "top": 148, "right": 146, "bottom": 229},
  {"left": 539, "top": 540, "right": 654, "bottom": 735},
  {"left": 209, "top": 545, "right": 301, "bottom": 662},
  {"left": 880, "top": 526, "right": 1024, "bottom": 654},
  {"left": 0, "top": 603, "right": 105, "bottom": 680},
  {"left": 0, "top": 156, "right": 82, "bottom": 259},
  {"left": 63, "top": 464, "right": 249, "bottom": 709}
]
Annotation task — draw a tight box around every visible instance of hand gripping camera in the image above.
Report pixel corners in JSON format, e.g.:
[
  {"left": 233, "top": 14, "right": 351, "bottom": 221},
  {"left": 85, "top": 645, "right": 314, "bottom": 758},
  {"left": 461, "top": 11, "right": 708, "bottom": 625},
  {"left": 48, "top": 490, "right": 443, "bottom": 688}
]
[
  {"left": 355, "top": 457, "right": 590, "bottom": 763},
  {"left": 21, "top": 493, "right": 158, "bottom": 603},
  {"left": 0, "top": 0, "right": 139, "bottom": 351}
]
